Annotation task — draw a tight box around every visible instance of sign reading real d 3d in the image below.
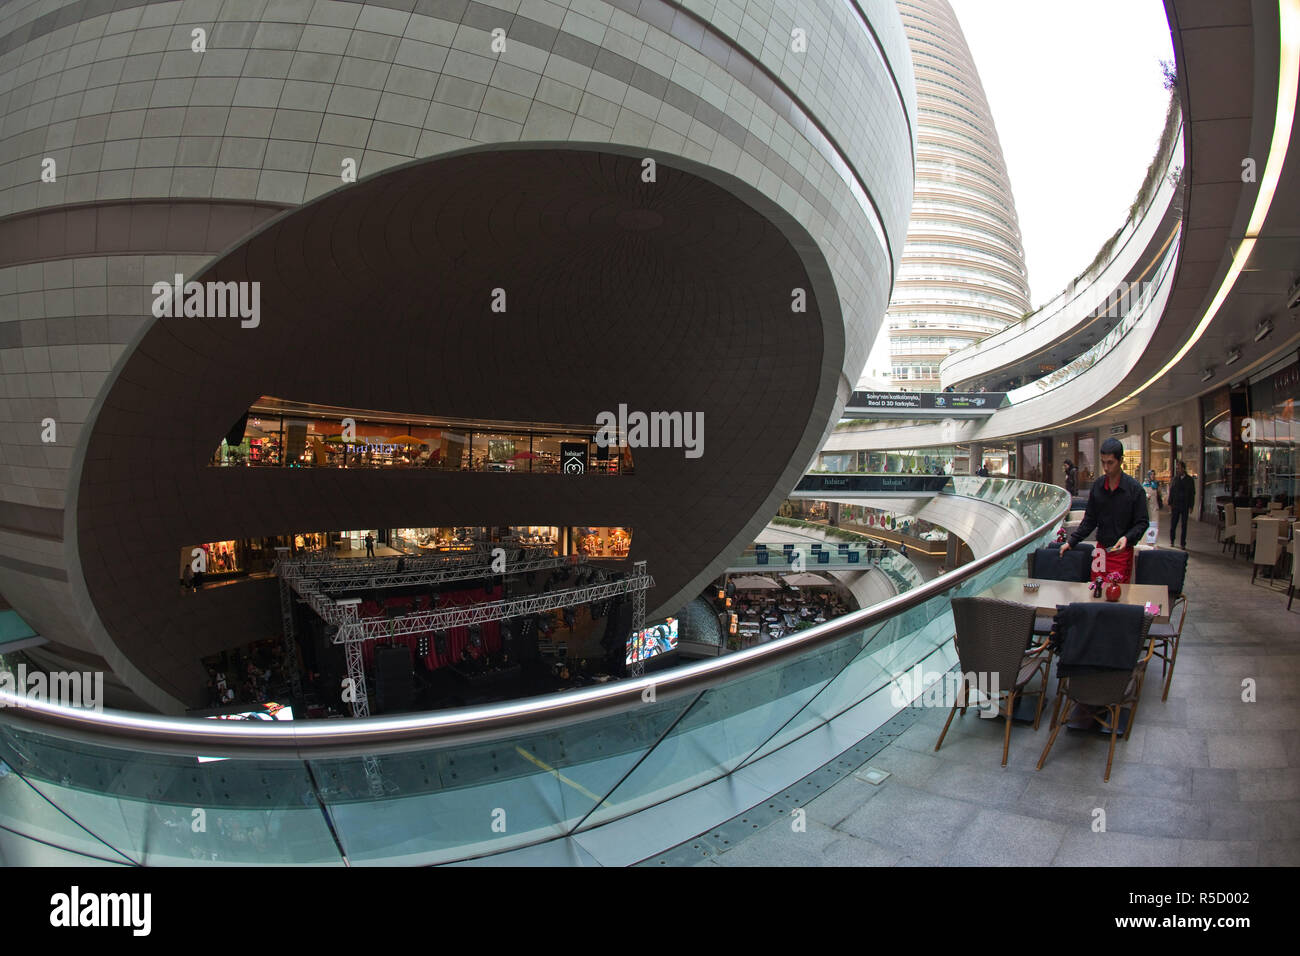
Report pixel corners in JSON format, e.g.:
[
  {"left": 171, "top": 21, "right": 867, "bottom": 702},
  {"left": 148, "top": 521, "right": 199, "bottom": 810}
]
[{"left": 846, "top": 391, "right": 1006, "bottom": 412}]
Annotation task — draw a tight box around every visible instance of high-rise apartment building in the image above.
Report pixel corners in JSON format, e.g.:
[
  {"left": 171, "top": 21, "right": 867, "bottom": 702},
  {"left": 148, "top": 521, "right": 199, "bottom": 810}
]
[{"left": 866, "top": 0, "right": 1032, "bottom": 390}]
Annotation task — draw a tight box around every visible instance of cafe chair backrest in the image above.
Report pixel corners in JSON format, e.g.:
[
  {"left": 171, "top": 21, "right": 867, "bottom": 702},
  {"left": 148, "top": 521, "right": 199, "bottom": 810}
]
[
  {"left": 1254, "top": 520, "right": 1282, "bottom": 565},
  {"left": 1134, "top": 548, "right": 1188, "bottom": 599},
  {"left": 950, "top": 597, "right": 1038, "bottom": 691},
  {"left": 1028, "top": 545, "right": 1093, "bottom": 582},
  {"left": 1060, "top": 609, "right": 1154, "bottom": 707},
  {"left": 1233, "top": 514, "right": 1255, "bottom": 545}
]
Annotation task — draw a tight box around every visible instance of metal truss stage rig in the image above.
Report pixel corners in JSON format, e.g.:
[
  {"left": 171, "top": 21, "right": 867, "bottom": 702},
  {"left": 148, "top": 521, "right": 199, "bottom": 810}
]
[{"left": 273, "top": 549, "right": 653, "bottom": 719}]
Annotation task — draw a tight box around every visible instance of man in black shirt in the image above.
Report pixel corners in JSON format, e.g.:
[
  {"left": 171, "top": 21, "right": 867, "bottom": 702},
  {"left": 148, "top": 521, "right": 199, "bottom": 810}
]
[
  {"left": 1167, "top": 460, "right": 1195, "bottom": 550},
  {"left": 1059, "top": 437, "right": 1149, "bottom": 582}
]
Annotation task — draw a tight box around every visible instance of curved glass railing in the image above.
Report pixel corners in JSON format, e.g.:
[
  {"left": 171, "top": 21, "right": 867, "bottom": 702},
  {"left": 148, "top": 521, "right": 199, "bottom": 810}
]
[
  {"left": 0, "top": 479, "right": 1067, "bottom": 865},
  {"left": 1005, "top": 232, "right": 1180, "bottom": 406},
  {"left": 817, "top": 229, "right": 1180, "bottom": 451},
  {"left": 941, "top": 116, "right": 1184, "bottom": 388}
]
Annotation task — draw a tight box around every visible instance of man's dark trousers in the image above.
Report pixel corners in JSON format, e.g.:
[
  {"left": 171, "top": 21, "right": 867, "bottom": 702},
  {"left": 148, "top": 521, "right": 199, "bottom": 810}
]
[{"left": 1169, "top": 508, "right": 1190, "bottom": 547}]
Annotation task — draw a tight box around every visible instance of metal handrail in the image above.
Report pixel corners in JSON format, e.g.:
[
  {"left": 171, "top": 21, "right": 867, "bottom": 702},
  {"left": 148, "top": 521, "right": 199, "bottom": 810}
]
[{"left": 0, "top": 482, "right": 1068, "bottom": 759}]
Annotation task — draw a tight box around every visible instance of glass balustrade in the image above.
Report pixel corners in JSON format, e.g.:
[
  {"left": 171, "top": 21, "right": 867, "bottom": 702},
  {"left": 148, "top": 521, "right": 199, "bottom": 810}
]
[{"left": 0, "top": 480, "right": 1067, "bottom": 865}]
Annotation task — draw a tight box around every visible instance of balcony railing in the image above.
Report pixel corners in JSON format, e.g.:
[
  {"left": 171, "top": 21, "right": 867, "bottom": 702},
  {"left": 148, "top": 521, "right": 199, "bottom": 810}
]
[{"left": 0, "top": 479, "right": 1066, "bottom": 865}]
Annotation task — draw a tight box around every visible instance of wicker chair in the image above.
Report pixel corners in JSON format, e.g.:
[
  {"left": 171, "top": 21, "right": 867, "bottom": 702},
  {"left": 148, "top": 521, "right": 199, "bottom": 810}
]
[
  {"left": 1148, "top": 597, "right": 1187, "bottom": 702},
  {"left": 1036, "top": 610, "right": 1155, "bottom": 781},
  {"left": 936, "top": 597, "right": 1052, "bottom": 767}
]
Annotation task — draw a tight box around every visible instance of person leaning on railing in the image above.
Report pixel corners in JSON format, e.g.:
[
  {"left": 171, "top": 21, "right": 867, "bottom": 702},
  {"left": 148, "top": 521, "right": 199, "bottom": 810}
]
[{"left": 1058, "top": 437, "right": 1149, "bottom": 583}]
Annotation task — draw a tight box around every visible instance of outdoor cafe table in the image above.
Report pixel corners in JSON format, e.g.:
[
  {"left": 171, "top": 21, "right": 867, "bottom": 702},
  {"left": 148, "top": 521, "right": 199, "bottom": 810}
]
[
  {"left": 975, "top": 576, "right": 1169, "bottom": 624},
  {"left": 974, "top": 576, "right": 1169, "bottom": 727}
]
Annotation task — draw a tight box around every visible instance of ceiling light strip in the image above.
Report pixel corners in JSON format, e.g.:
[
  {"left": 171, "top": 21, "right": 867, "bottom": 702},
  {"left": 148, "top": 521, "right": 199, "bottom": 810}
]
[{"left": 1049, "top": 0, "right": 1299, "bottom": 430}]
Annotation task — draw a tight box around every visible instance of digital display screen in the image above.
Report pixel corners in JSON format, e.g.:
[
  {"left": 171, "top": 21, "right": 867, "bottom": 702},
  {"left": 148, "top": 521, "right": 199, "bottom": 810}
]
[
  {"left": 207, "top": 701, "right": 293, "bottom": 721},
  {"left": 197, "top": 702, "right": 294, "bottom": 762},
  {"left": 625, "top": 618, "right": 678, "bottom": 665}
]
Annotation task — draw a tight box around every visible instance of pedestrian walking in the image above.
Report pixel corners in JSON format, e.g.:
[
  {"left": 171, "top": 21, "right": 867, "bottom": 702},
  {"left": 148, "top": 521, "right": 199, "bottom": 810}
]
[{"left": 1167, "top": 460, "right": 1195, "bottom": 550}]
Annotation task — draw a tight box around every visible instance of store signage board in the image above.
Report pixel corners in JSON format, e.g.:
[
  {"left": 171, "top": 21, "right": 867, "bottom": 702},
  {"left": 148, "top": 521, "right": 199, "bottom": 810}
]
[
  {"left": 1110, "top": 424, "right": 1128, "bottom": 435},
  {"left": 844, "top": 391, "right": 1007, "bottom": 418},
  {"left": 561, "top": 443, "right": 587, "bottom": 475},
  {"left": 793, "top": 474, "right": 949, "bottom": 497},
  {"left": 1274, "top": 358, "right": 1299, "bottom": 401}
]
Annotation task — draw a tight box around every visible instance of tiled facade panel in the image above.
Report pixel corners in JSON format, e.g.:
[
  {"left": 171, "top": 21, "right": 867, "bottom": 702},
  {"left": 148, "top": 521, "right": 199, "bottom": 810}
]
[
  {"left": 0, "top": 0, "right": 913, "bottom": 379},
  {"left": 0, "top": 0, "right": 915, "bottom": 710}
]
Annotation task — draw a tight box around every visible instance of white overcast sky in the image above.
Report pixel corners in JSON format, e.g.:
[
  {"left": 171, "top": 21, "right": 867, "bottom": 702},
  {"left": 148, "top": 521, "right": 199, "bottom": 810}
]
[{"left": 946, "top": 0, "right": 1176, "bottom": 307}]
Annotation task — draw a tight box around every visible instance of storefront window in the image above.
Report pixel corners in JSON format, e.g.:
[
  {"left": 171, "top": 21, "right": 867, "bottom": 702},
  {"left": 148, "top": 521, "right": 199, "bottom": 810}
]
[
  {"left": 181, "top": 541, "right": 244, "bottom": 580},
  {"left": 209, "top": 399, "right": 632, "bottom": 475},
  {"left": 388, "top": 528, "right": 480, "bottom": 553},
  {"left": 1147, "top": 426, "right": 1182, "bottom": 497},
  {"left": 1120, "top": 434, "right": 1142, "bottom": 480},
  {"left": 874, "top": 448, "right": 958, "bottom": 475},
  {"left": 980, "top": 446, "right": 1014, "bottom": 476},
  {"left": 572, "top": 527, "right": 632, "bottom": 558},
  {"left": 511, "top": 526, "right": 559, "bottom": 546},
  {"left": 1247, "top": 359, "right": 1299, "bottom": 507},
  {"left": 820, "top": 453, "right": 854, "bottom": 472},
  {"left": 470, "top": 431, "right": 528, "bottom": 471},
  {"left": 1019, "top": 440, "right": 1045, "bottom": 482},
  {"left": 1075, "top": 434, "right": 1096, "bottom": 489}
]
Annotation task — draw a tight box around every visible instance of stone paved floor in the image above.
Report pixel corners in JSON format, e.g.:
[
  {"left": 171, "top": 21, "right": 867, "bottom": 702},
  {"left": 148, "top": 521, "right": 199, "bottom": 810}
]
[{"left": 698, "top": 516, "right": 1299, "bottom": 866}]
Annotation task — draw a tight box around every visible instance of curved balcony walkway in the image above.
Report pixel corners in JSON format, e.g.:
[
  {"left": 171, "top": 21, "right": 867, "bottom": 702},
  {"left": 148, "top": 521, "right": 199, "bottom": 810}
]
[{"left": 674, "top": 518, "right": 1299, "bottom": 867}]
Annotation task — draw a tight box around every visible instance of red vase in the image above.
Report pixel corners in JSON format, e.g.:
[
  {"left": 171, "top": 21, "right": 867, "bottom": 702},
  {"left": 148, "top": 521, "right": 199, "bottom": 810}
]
[{"left": 1105, "top": 582, "right": 1122, "bottom": 602}]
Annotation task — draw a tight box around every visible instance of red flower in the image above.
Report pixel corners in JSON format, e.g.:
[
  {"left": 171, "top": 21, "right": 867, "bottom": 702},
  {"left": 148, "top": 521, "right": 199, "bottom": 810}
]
[{"left": 1105, "top": 571, "right": 1123, "bottom": 584}]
